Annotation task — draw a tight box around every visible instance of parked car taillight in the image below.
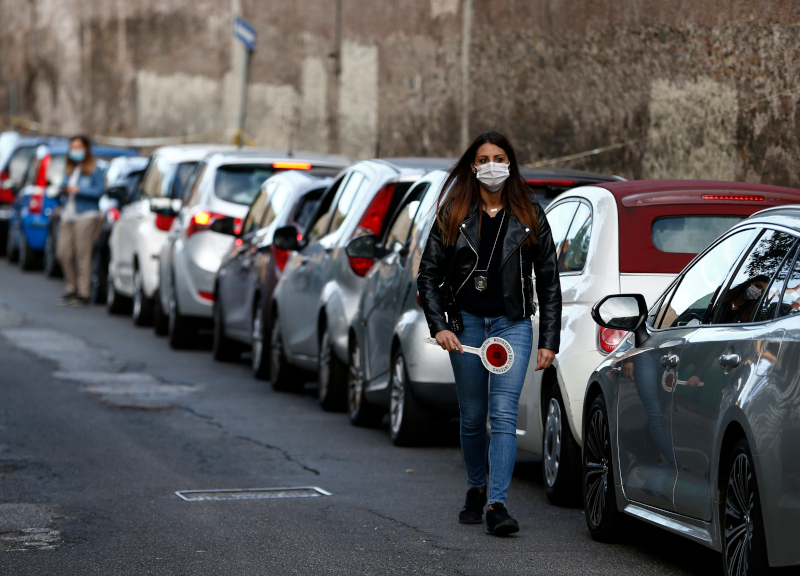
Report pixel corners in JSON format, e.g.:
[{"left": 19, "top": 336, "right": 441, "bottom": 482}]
[
  {"left": 598, "top": 327, "right": 627, "bottom": 354},
  {"left": 0, "top": 187, "right": 14, "bottom": 205},
  {"left": 106, "top": 207, "right": 121, "bottom": 223},
  {"left": 347, "top": 183, "right": 396, "bottom": 277},
  {"left": 185, "top": 210, "right": 241, "bottom": 238},
  {"left": 28, "top": 192, "right": 44, "bottom": 214},
  {"left": 272, "top": 245, "right": 290, "bottom": 271},
  {"left": 155, "top": 213, "right": 174, "bottom": 231}
]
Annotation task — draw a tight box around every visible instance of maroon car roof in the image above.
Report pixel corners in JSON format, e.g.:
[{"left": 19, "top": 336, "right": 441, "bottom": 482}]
[{"left": 593, "top": 180, "right": 800, "bottom": 274}]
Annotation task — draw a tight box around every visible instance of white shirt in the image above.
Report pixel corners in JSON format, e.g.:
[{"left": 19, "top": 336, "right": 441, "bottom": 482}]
[{"left": 62, "top": 166, "right": 100, "bottom": 222}]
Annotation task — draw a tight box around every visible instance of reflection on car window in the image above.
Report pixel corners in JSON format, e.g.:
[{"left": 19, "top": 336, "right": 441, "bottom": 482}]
[
  {"left": 184, "top": 163, "right": 208, "bottom": 209},
  {"left": 652, "top": 216, "right": 744, "bottom": 254},
  {"left": 293, "top": 188, "right": 324, "bottom": 229},
  {"left": 713, "top": 230, "right": 796, "bottom": 325},
  {"left": 558, "top": 202, "right": 591, "bottom": 273},
  {"left": 242, "top": 190, "right": 270, "bottom": 236},
  {"left": 214, "top": 165, "right": 273, "bottom": 205},
  {"left": 775, "top": 243, "right": 800, "bottom": 318},
  {"left": 383, "top": 182, "right": 431, "bottom": 254},
  {"left": 328, "top": 171, "right": 366, "bottom": 235},
  {"left": 261, "top": 180, "right": 294, "bottom": 229},
  {"left": 8, "top": 147, "right": 36, "bottom": 186},
  {"left": 657, "top": 229, "right": 756, "bottom": 329},
  {"left": 47, "top": 155, "right": 66, "bottom": 187},
  {"left": 140, "top": 156, "right": 171, "bottom": 198},
  {"left": 754, "top": 242, "right": 799, "bottom": 322},
  {"left": 544, "top": 201, "right": 578, "bottom": 262},
  {"left": 170, "top": 162, "right": 198, "bottom": 199},
  {"left": 306, "top": 176, "right": 346, "bottom": 243}
]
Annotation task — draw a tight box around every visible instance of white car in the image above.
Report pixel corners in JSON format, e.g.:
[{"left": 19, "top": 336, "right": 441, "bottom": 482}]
[
  {"left": 516, "top": 179, "right": 800, "bottom": 506},
  {"left": 107, "top": 144, "right": 234, "bottom": 324},
  {"left": 158, "top": 151, "right": 350, "bottom": 349}
]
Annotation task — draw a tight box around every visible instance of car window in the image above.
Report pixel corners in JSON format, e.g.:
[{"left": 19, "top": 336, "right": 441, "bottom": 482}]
[
  {"left": 652, "top": 215, "right": 745, "bottom": 254},
  {"left": 139, "top": 155, "right": 171, "bottom": 199},
  {"left": 383, "top": 182, "right": 431, "bottom": 251},
  {"left": 183, "top": 163, "right": 208, "bottom": 209},
  {"left": 754, "top": 242, "right": 800, "bottom": 322},
  {"left": 711, "top": 229, "right": 797, "bottom": 325},
  {"left": 656, "top": 229, "right": 757, "bottom": 329},
  {"left": 557, "top": 201, "right": 592, "bottom": 273},
  {"left": 168, "top": 162, "right": 198, "bottom": 199},
  {"left": 410, "top": 183, "right": 440, "bottom": 241},
  {"left": 7, "top": 146, "right": 36, "bottom": 187},
  {"left": 47, "top": 155, "right": 66, "bottom": 187},
  {"left": 293, "top": 188, "right": 325, "bottom": 229},
  {"left": 214, "top": 165, "right": 273, "bottom": 205},
  {"left": 261, "top": 179, "right": 295, "bottom": 229},
  {"left": 241, "top": 189, "right": 271, "bottom": 237},
  {"left": 328, "top": 171, "right": 367, "bottom": 235},
  {"left": 777, "top": 247, "right": 800, "bottom": 317},
  {"left": 306, "top": 175, "right": 347, "bottom": 243},
  {"left": 545, "top": 201, "right": 578, "bottom": 254}
]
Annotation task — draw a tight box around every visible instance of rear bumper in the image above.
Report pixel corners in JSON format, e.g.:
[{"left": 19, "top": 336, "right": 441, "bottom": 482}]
[
  {"left": 21, "top": 215, "right": 49, "bottom": 251},
  {"left": 175, "top": 231, "right": 234, "bottom": 318}
]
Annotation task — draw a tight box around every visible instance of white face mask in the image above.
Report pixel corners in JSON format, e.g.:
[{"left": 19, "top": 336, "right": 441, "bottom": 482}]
[
  {"left": 474, "top": 162, "right": 510, "bottom": 192},
  {"left": 745, "top": 284, "right": 763, "bottom": 300}
]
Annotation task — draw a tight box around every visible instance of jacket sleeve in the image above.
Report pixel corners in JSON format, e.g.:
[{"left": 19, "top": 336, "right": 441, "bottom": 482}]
[
  {"left": 416, "top": 216, "right": 450, "bottom": 337},
  {"left": 532, "top": 203, "right": 562, "bottom": 352},
  {"left": 73, "top": 166, "right": 105, "bottom": 202}
]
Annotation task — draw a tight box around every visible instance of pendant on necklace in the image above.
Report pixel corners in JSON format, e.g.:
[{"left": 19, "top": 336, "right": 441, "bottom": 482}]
[
  {"left": 489, "top": 207, "right": 499, "bottom": 212},
  {"left": 474, "top": 275, "right": 488, "bottom": 292}
]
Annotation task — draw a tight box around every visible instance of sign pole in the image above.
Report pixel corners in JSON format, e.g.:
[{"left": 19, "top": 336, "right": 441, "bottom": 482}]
[{"left": 237, "top": 47, "right": 251, "bottom": 147}]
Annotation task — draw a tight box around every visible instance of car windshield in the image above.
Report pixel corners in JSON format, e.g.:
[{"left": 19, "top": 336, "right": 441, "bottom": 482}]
[
  {"left": 47, "top": 154, "right": 66, "bottom": 185},
  {"left": 652, "top": 216, "right": 745, "bottom": 254},
  {"left": 7, "top": 146, "right": 36, "bottom": 185},
  {"left": 214, "top": 165, "right": 274, "bottom": 205}
]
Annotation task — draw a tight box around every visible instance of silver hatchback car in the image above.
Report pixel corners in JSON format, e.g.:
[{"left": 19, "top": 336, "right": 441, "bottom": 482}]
[{"left": 585, "top": 205, "right": 800, "bottom": 575}]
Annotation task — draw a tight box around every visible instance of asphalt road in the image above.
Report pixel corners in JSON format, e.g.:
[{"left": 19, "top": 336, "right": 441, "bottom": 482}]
[{"left": 0, "top": 260, "right": 738, "bottom": 575}]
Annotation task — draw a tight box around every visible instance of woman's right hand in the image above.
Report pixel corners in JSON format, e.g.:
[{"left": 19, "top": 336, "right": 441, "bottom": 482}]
[{"left": 435, "top": 330, "right": 463, "bottom": 353}]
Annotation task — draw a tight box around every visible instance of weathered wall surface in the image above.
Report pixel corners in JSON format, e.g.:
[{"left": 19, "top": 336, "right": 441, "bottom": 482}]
[{"left": 1, "top": 0, "right": 799, "bottom": 185}]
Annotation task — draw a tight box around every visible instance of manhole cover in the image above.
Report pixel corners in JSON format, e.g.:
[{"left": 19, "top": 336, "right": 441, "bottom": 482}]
[{"left": 175, "top": 487, "right": 332, "bottom": 501}]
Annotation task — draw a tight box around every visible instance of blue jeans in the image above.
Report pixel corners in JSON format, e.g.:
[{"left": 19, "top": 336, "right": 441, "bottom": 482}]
[{"left": 449, "top": 310, "right": 533, "bottom": 506}]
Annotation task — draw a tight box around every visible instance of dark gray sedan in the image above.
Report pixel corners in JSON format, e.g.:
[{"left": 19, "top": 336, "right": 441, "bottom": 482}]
[{"left": 585, "top": 205, "right": 800, "bottom": 575}]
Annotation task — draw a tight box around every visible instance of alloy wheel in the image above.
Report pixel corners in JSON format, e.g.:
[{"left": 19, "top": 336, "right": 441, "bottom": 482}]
[
  {"left": 348, "top": 342, "right": 363, "bottom": 418},
  {"left": 252, "top": 302, "right": 264, "bottom": 373},
  {"left": 544, "top": 397, "right": 563, "bottom": 487},
  {"left": 133, "top": 269, "right": 143, "bottom": 319},
  {"left": 584, "top": 404, "right": 610, "bottom": 528},
  {"left": 724, "top": 453, "right": 754, "bottom": 576},
  {"left": 390, "top": 355, "right": 406, "bottom": 435}
]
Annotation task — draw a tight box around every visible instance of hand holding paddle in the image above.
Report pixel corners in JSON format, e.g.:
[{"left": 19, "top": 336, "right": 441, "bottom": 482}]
[{"left": 425, "top": 335, "right": 514, "bottom": 374}]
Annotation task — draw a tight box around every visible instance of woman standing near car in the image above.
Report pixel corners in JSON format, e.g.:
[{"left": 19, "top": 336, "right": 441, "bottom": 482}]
[
  {"left": 417, "top": 131, "right": 561, "bottom": 535},
  {"left": 56, "top": 135, "right": 105, "bottom": 307}
]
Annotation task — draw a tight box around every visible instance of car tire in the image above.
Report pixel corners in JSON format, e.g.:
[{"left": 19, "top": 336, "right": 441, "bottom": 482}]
[
  {"left": 347, "top": 337, "right": 384, "bottom": 427},
  {"left": 168, "top": 278, "right": 193, "bottom": 350},
  {"left": 583, "top": 394, "right": 624, "bottom": 542},
  {"left": 270, "top": 313, "right": 301, "bottom": 392},
  {"left": 44, "top": 230, "right": 62, "bottom": 278},
  {"left": 132, "top": 266, "right": 155, "bottom": 326},
  {"left": 318, "top": 327, "right": 348, "bottom": 412},
  {"left": 251, "top": 299, "right": 271, "bottom": 380},
  {"left": 721, "top": 438, "right": 769, "bottom": 576},
  {"left": 389, "top": 349, "right": 433, "bottom": 447},
  {"left": 543, "top": 382, "right": 583, "bottom": 506},
  {"left": 152, "top": 289, "right": 169, "bottom": 336},
  {"left": 212, "top": 297, "right": 239, "bottom": 362},
  {"left": 106, "top": 271, "right": 132, "bottom": 314},
  {"left": 89, "top": 249, "right": 107, "bottom": 303},
  {"left": 18, "top": 232, "right": 40, "bottom": 271},
  {"left": 7, "top": 225, "right": 19, "bottom": 263}
]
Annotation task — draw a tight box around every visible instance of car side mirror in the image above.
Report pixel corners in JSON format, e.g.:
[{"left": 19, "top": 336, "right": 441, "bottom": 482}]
[
  {"left": 346, "top": 234, "right": 377, "bottom": 259},
  {"left": 106, "top": 186, "right": 127, "bottom": 203},
  {"left": 209, "top": 216, "right": 236, "bottom": 236},
  {"left": 591, "top": 294, "right": 649, "bottom": 347},
  {"left": 273, "top": 225, "right": 300, "bottom": 251},
  {"left": 150, "top": 197, "right": 180, "bottom": 216}
]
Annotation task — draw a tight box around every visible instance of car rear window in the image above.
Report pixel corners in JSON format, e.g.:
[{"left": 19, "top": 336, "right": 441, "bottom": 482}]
[
  {"left": 652, "top": 216, "right": 744, "bottom": 254},
  {"left": 214, "top": 165, "right": 274, "bottom": 205}
]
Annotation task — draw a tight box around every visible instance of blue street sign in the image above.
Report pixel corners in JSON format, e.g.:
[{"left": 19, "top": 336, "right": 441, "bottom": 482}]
[{"left": 234, "top": 16, "right": 256, "bottom": 51}]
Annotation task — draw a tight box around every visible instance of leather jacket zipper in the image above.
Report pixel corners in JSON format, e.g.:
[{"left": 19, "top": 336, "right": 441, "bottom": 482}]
[
  {"left": 456, "top": 224, "right": 479, "bottom": 295},
  {"left": 500, "top": 227, "right": 530, "bottom": 268}
]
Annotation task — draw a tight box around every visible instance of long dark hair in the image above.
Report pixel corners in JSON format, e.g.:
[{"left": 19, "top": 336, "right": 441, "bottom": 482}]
[
  {"left": 65, "top": 134, "right": 96, "bottom": 175},
  {"left": 436, "top": 131, "right": 538, "bottom": 246}
]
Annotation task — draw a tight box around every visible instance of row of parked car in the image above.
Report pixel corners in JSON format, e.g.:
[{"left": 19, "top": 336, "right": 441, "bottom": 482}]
[{"left": 2, "top": 130, "right": 798, "bottom": 574}]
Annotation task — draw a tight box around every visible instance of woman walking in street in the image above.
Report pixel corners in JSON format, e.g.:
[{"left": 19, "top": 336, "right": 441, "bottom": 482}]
[
  {"left": 56, "top": 135, "right": 105, "bottom": 307},
  {"left": 417, "top": 131, "right": 562, "bottom": 535}
]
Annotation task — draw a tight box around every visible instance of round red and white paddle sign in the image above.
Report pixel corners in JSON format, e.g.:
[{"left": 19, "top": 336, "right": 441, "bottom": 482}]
[{"left": 479, "top": 337, "right": 514, "bottom": 374}]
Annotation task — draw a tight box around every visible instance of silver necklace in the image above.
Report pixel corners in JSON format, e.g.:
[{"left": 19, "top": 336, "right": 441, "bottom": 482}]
[{"left": 473, "top": 211, "right": 505, "bottom": 293}]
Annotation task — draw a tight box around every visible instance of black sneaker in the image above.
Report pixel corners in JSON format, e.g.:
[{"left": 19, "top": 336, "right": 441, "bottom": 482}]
[
  {"left": 56, "top": 293, "right": 78, "bottom": 306},
  {"left": 485, "top": 503, "right": 519, "bottom": 535},
  {"left": 70, "top": 297, "right": 90, "bottom": 308},
  {"left": 458, "top": 487, "right": 487, "bottom": 524}
]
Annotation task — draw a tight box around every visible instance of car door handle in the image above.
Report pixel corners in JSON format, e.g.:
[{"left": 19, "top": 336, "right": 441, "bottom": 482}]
[
  {"left": 300, "top": 256, "right": 310, "bottom": 265},
  {"left": 611, "top": 366, "right": 622, "bottom": 374},
  {"left": 660, "top": 354, "right": 679, "bottom": 368},
  {"left": 719, "top": 353, "right": 741, "bottom": 368}
]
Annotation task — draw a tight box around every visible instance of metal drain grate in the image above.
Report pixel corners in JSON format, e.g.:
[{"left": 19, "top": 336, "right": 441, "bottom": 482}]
[{"left": 175, "top": 487, "right": 332, "bottom": 501}]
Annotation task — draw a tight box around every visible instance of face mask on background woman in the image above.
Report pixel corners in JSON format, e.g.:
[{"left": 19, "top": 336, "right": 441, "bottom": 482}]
[
  {"left": 68, "top": 149, "right": 86, "bottom": 163},
  {"left": 745, "top": 284, "right": 763, "bottom": 300},
  {"left": 474, "top": 162, "right": 510, "bottom": 192}
]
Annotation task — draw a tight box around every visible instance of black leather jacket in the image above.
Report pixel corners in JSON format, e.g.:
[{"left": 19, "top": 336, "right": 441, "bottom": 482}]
[{"left": 417, "top": 200, "right": 562, "bottom": 352}]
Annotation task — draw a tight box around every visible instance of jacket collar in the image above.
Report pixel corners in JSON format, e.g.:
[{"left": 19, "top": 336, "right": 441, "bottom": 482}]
[{"left": 460, "top": 206, "right": 530, "bottom": 266}]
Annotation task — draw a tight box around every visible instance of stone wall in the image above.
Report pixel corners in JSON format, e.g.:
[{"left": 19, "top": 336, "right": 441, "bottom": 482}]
[{"left": 1, "top": 0, "right": 799, "bottom": 184}]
